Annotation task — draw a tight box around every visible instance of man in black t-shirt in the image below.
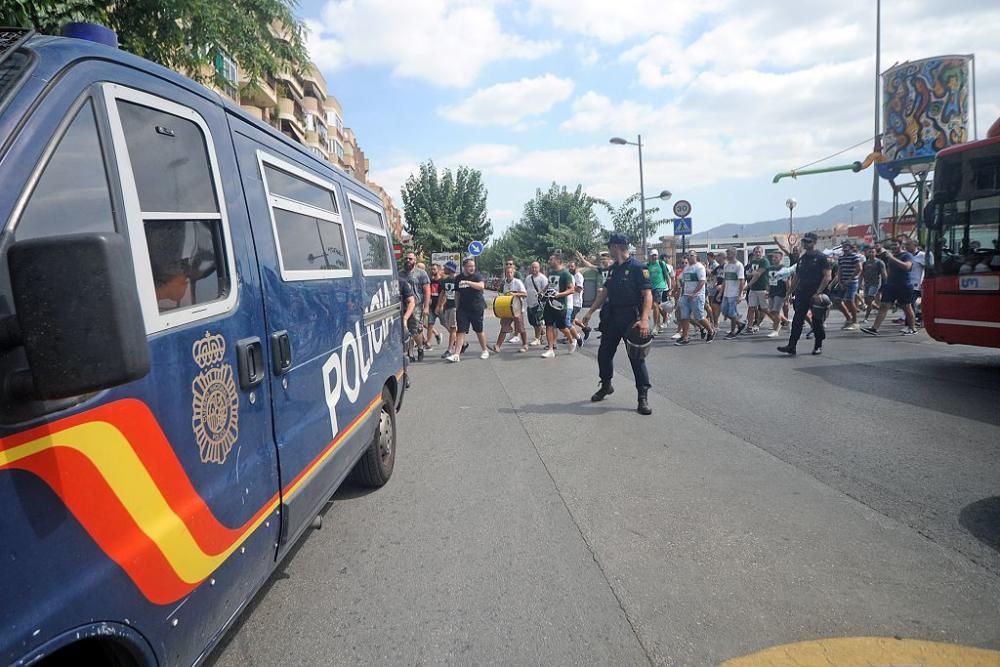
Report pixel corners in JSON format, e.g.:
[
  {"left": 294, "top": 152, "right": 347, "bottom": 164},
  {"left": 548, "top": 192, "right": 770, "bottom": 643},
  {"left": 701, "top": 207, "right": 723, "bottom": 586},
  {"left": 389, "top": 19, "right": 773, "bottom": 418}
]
[
  {"left": 447, "top": 258, "right": 490, "bottom": 362},
  {"left": 436, "top": 261, "right": 459, "bottom": 358},
  {"left": 398, "top": 277, "right": 418, "bottom": 361},
  {"left": 778, "top": 232, "right": 832, "bottom": 356}
]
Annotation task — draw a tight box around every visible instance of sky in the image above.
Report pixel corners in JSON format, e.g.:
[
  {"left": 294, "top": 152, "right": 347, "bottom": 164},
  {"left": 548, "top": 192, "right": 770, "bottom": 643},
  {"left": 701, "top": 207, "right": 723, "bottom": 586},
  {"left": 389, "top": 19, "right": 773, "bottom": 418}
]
[{"left": 297, "top": 0, "right": 1000, "bottom": 238}]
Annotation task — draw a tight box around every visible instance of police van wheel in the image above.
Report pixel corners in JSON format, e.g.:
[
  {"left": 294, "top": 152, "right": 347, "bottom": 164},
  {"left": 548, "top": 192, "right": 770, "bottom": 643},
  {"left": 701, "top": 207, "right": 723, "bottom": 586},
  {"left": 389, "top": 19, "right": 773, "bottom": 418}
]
[{"left": 352, "top": 386, "right": 396, "bottom": 487}]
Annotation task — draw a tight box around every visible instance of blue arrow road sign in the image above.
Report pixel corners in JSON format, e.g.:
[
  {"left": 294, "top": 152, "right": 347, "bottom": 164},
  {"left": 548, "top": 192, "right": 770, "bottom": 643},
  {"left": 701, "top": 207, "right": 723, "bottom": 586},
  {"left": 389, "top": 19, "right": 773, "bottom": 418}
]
[
  {"left": 468, "top": 240, "right": 484, "bottom": 256},
  {"left": 673, "top": 217, "right": 692, "bottom": 235}
]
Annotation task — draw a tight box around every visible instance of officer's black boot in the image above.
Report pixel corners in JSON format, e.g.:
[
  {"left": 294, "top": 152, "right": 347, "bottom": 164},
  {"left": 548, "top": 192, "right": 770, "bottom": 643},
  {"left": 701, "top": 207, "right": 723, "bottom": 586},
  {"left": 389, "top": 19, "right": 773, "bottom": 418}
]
[
  {"left": 636, "top": 387, "right": 652, "bottom": 415},
  {"left": 591, "top": 381, "right": 614, "bottom": 402}
]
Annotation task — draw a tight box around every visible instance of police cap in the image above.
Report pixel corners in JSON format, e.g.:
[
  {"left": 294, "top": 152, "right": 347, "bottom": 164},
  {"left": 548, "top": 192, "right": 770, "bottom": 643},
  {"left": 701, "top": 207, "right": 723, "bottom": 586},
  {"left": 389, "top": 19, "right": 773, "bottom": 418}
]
[
  {"left": 802, "top": 231, "right": 818, "bottom": 242},
  {"left": 608, "top": 232, "right": 630, "bottom": 247}
]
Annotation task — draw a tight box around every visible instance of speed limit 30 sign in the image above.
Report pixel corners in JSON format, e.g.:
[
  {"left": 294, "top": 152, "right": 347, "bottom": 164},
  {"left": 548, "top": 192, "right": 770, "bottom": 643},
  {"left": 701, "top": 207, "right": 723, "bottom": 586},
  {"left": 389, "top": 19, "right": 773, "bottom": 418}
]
[{"left": 672, "top": 199, "right": 692, "bottom": 218}]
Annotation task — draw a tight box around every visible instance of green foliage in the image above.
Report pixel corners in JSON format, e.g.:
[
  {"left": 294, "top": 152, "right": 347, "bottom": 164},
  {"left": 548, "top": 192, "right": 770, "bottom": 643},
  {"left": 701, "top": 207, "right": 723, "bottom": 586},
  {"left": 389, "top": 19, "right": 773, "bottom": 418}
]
[
  {"left": 597, "top": 192, "right": 670, "bottom": 248},
  {"left": 508, "top": 183, "right": 604, "bottom": 262},
  {"left": 400, "top": 160, "right": 492, "bottom": 255},
  {"left": 2, "top": 0, "right": 309, "bottom": 89}
]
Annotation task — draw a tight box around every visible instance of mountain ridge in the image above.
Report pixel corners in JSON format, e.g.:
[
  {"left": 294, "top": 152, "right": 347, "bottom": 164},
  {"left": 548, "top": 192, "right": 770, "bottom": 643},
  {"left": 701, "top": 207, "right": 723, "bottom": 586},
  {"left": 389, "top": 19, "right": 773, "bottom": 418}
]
[{"left": 689, "top": 200, "right": 894, "bottom": 239}]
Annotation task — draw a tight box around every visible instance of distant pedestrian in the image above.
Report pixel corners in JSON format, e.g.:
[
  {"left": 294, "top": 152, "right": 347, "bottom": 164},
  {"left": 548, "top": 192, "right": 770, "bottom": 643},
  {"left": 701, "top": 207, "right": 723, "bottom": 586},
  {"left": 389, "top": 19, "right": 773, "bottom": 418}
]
[
  {"left": 540, "top": 254, "right": 577, "bottom": 358},
  {"left": 436, "top": 261, "right": 459, "bottom": 358},
  {"left": 833, "top": 241, "right": 863, "bottom": 330},
  {"left": 860, "top": 247, "right": 886, "bottom": 322},
  {"left": 568, "top": 260, "right": 590, "bottom": 344},
  {"left": 744, "top": 246, "right": 770, "bottom": 334},
  {"left": 448, "top": 258, "right": 490, "bottom": 362},
  {"left": 646, "top": 249, "right": 669, "bottom": 334},
  {"left": 675, "top": 251, "right": 715, "bottom": 345},
  {"left": 861, "top": 241, "right": 916, "bottom": 336},
  {"left": 524, "top": 261, "right": 548, "bottom": 346},
  {"left": 778, "top": 232, "right": 832, "bottom": 355},
  {"left": 426, "top": 263, "right": 443, "bottom": 348},
  {"left": 399, "top": 253, "right": 430, "bottom": 361},
  {"left": 492, "top": 263, "right": 529, "bottom": 353},
  {"left": 721, "top": 248, "right": 747, "bottom": 339},
  {"left": 765, "top": 250, "right": 789, "bottom": 337}
]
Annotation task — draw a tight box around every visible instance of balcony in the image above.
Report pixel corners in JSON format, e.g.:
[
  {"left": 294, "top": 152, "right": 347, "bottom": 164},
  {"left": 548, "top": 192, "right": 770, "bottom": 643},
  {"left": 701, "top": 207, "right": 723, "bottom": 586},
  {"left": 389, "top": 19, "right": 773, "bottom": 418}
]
[
  {"left": 277, "top": 97, "right": 305, "bottom": 141},
  {"left": 240, "top": 73, "right": 278, "bottom": 109},
  {"left": 275, "top": 70, "right": 304, "bottom": 101},
  {"left": 301, "top": 65, "right": 328, "bottom": 101}
]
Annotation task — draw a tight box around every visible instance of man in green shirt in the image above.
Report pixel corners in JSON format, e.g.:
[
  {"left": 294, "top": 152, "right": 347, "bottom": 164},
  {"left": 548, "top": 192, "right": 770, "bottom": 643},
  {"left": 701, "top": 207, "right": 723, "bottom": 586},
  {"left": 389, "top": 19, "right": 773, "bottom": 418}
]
[
  {"left": 744, "top": 246, "right": 771, "bottom": 334},
  {"left": 646, "top": 249, "right": 670, "bottom": 334},
  {"left": 540, "top": 254, "right": 578, "bottom": 358}
]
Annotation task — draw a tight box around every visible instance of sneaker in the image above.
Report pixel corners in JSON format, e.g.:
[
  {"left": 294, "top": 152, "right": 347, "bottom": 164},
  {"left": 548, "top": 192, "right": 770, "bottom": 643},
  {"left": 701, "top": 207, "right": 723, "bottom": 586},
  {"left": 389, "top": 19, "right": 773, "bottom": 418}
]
[
  {"left": 509, "top": 335, "right": 521, "bottom": 345},
  {"left": 674, "top": 338, "right": 690, "bottom": 346},
  {"left": 776, "top": 345, "right": 796, "bottom": 355},
  {"left": 583, "top": 326, "right": 592, "bottom": 340},
  {"left": 461, "top": 342, "right": 469, "bottom": 353},
  {"left": 860, "top": 317, "right": 869, "bottom": 324},
  {"left": 705, "top": 331, "right": 716, "bottom": 343},
  {"left": 805, "top": 331, "right": 813, "bottom": 339},
  {"left": 480, "top": 350, "right": 490, "bottom": 359},
  {"left": 447, "top": 354, "right": 460, "bottom": 363},
  {"left": 568, "top": 340, "right": 577, "bottom": 353},
  {"left": 811, "top": 347, "right": 823, "bottom": 355},
  {"left": 901, "top": 328, "right": 918, "bottom": 336},
  {"left": 423, "top": 344, "right": 433, "bottom": 351},
  {"left": 723, "top": 332, "right": 736, "bottom": 340},
  {"left": 577, "top": 336, "right": 584, "bottom": 347},
  {"left": 440, "top": 350, "right": 451, "bottom": 359},
  {"left": 671, "top": 332, "right": 682, "bottom": 340},
  {"left": 529, "top": 338, "right": 542, "bottom": 347},
  {"left": 750, "top": 326, "right": 760, "bottom": 334},
  {"left": 434, "top": 332, "right": 442, "bottom": 344},
  {"left": 417, "top": 348, "right": 424, "bottom": 362},
  {"left": 892, "top": 317, "right": 905, "bottom": 324},
  {"left": 843, "top": 323, "right": 859, "bottom": 331},
  {"left": 735, "top": 322, "right": 747, "bottom": 336},
  {"left": 767, "top": 328, "right": 781, "bottom": 338},
  {"left": 519, "top": 346, "right": 528, "bottom": 353},
  {"left": 541, "top": 349, "right": 556, "bottom": 359},
  {"left": 860, "top": 326, "right": 880, "bottom": 336},
  {"left": 699, "top": 328, "right": 707, "bottom": 340}
]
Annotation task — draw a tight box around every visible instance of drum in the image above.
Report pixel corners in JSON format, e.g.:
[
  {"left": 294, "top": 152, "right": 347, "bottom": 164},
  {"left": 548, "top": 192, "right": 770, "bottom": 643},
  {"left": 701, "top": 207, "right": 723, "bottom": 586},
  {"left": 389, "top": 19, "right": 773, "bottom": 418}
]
[{"left": 493, "top": 294, "right": 523, "bottom": 319}]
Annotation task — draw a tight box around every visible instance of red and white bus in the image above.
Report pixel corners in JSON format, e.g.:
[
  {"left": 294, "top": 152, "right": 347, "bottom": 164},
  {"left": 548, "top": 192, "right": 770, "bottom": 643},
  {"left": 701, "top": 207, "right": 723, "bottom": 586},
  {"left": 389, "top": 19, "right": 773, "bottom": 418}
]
[{"left": 923, "top": 116, "right": 1000, "bottom": 348}]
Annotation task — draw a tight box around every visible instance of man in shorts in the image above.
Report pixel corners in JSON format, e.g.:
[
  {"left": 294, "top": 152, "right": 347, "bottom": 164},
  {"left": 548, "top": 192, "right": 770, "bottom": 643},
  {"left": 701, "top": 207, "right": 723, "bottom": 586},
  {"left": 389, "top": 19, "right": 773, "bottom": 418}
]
[
  {"left": 833, "top": 241, "right": 863, "bottom": 329},
  {"left": 567, "top": 260, "right": 590, "bottom": 344},
  {"left": 541, "top": 254, "right": 578, "bottom": 358},
  {"left": 764, "top": 249, "right": 789, "bottom": 337},
  {"left": 861, "top": 241, "right": 915, "bottom": 336},
  {"left": 721, "top": 248, "right": 747, "bottom": 339},
  {"left": 447, "top": 258, "right": 491, "bottom": 361},
  {"left": 398, "top": 277, "right": 418, "bottom": 361},
  {"left": 426, "top": 263, "right": 443, "bottom": 348},
  {"left": 436, "top": 261, "right": 459, "bottom": 358},
  {"left": 744, "top": 246, "right": 770, "bottom": 334},
  {"left": 860, "top": 247, "right": 886, "bottom": 322},
  {"left": 399, "top": 252, "right": 430, "bottom": 361},
  {"left": 646, "top": 249, "right": 669, "bottom": 333},
  {"left": 524, "top": 260, "right": 548, "bottom": 346},
  {"left": 492, "top": 262, "right": 529, "bottom": 353},
  {"left": 675, "top": 251, "right": 715, "bottom": 345}
]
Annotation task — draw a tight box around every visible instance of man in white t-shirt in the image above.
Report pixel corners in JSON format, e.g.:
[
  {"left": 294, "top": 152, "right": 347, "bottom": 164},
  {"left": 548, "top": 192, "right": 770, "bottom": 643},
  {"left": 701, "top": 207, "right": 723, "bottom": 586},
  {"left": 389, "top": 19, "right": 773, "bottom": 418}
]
[
  {"left": 568, "top": 260, "right": 589, "bottom": 345},
  {"left": 675, "top": 251, "right": 716, "bottom": 345},
  {"left": 721, "top": 247, "right": 747, "bottom": 339},
  {"left": 905, "top": 237, "right": 925, "bottom": 326},
  {"left": 492, "top": 263, "right": 529, "bottom": 353},
  {"left": 523, "top": 261, "right": 548, "bottom": 346}
]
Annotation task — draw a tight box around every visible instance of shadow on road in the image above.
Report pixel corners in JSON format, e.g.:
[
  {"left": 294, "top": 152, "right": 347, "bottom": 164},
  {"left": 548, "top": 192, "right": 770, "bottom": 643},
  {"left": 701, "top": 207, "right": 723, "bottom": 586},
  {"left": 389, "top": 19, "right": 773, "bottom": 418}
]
[
  {"left": 960, "top": 496, "right": 1000, "bottom": 554},
  {"left": 499, "top": 400, "right": 633, "bottom": 416},
  {"left": 793, "top": 356, "right": 1000, "bottom": 427}
]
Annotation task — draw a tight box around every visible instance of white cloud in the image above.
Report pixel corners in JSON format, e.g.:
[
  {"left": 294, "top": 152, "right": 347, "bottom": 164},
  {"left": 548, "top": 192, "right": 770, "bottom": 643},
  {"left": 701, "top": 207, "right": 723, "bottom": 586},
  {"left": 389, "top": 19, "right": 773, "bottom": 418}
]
[
  {"left": 527, "top": 0, "right": 720, "bottom": 44},
  {"left": 576, "top": 44, "right": 600, "bottom": 67},
  {"left": 307, "top": 0, "right": 559, "bottom": 87},
  {"left": 439, "top": 75, "right": 575, "bottom": 126}
]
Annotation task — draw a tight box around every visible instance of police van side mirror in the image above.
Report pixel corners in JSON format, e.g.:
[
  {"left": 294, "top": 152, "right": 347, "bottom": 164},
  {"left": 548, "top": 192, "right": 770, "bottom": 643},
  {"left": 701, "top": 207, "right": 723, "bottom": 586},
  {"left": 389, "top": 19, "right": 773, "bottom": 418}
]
[{"left": 7, "top": 233, "right": 150, "bottom": 400}]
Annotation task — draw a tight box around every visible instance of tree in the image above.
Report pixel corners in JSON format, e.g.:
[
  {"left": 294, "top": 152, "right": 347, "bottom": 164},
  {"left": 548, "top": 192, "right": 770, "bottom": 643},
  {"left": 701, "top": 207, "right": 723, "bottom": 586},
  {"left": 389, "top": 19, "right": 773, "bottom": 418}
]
[
  {"left": 400, "top": 160, "right": 492, "bottom": 254},
  {"left": 508, "top": 183, "right": 604, "bottom": 262},
  {"left": 2, "top": 0, "right": 309, "bottom": 89},
  {"left": 596, "top": 193, "right": 671, "bottom": 249}
]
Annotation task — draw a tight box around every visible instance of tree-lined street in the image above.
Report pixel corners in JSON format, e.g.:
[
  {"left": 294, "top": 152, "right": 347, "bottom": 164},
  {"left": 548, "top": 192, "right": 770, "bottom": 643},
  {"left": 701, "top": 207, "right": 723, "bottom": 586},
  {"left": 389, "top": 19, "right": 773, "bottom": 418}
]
[{"left": 208, "top": 309, "right": 1000, "bottom": 666}]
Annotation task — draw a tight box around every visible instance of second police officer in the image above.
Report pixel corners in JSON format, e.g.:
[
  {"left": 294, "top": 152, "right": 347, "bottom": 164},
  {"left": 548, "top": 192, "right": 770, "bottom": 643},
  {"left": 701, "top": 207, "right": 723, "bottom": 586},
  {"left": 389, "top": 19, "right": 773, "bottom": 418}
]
[
  {"left": 582, "top": 232, "right": 654, "bottom": 415},
  {"left": 777, "top": 231, "right": 833, "bottom": 356}
]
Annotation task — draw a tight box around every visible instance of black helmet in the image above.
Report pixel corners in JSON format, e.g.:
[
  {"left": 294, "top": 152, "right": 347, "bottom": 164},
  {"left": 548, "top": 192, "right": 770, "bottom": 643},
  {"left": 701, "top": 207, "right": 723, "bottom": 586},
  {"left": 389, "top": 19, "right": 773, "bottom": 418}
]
[
  {"left": 608, "top": 232, "right": 630, "bottom": 247},
  {"left": 624, "top": 323, "right": 653, "bottom": 360}
]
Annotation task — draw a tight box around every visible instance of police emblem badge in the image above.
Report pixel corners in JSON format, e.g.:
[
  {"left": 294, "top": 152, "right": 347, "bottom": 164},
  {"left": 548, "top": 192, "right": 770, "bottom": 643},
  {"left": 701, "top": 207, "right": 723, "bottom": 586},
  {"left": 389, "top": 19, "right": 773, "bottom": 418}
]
[{"left": 191, "top": 331, "right": 239, "bottom": 464}]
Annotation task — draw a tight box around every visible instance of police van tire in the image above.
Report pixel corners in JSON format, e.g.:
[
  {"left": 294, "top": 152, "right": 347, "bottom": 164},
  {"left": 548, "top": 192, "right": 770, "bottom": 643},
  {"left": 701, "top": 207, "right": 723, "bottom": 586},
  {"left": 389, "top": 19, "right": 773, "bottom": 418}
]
[{"left": 352, "top": 386, "right": 396, "bottom": 487}]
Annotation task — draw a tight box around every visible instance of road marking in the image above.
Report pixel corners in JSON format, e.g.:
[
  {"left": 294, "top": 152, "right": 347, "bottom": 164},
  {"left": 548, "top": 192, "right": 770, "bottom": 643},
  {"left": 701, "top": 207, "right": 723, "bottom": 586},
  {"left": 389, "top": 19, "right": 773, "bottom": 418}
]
[{"left": 722, "top": 636, "right": 1000, "bottom": 666}]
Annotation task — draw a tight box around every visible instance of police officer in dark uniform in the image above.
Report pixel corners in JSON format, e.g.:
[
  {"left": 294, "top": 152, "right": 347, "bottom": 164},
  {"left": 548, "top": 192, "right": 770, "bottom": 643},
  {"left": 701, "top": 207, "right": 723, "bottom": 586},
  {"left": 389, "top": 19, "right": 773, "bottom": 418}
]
[
  {"left": 778, "top": 231, "right": 832, "bottom": 356},
  {"left": 581, "top": 233, "right": 654, "bottom": 415}
]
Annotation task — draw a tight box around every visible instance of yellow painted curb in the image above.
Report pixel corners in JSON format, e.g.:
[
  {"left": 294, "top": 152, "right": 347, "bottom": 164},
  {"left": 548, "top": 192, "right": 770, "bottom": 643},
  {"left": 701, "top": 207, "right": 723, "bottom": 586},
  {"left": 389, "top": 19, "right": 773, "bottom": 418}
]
[{"left": 722, "top": 636, "right": 1000, "bottom": 666}]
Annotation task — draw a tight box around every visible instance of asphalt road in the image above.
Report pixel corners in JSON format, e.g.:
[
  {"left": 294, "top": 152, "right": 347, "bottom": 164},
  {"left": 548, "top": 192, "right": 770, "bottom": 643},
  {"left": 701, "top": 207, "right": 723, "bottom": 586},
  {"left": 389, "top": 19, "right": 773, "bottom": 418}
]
[{"left": 207, "top": 301, "right": 1000, "bottom": 666}]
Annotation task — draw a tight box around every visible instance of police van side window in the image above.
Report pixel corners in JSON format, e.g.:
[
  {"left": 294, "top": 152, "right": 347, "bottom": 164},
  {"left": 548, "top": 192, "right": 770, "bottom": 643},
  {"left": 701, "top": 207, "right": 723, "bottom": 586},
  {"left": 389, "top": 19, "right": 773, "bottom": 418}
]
[
  {"left": 348, "top": 196, "right": 392, "bottom": 274},
  {"left": 259, "top": 156, "right": 351, "bottom": 280},
  {"left": 15, "top": 100, "right": 115, "bottom": 241},
  {"left": 112, "top": 96, "right": 230, "bottom": 318}
]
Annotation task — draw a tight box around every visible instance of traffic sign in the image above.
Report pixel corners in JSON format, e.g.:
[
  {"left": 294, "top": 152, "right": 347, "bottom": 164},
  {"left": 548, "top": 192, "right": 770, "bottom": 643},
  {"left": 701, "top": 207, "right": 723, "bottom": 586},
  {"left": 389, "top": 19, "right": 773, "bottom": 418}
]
[
  {"left": 673, "top": 217, "right": 692, "bottom": 235},
  {"left": 787, "top": 233, "right": 799, "bottom": 247},
  {"left": 673, "top": 199, "right": 692, "bottom": 218},
  {"left": 468, "top": 240, "right": 484, "bottom": 256},
  {"left": 393, "top": 243, "right": 403, "bottom": 260}
]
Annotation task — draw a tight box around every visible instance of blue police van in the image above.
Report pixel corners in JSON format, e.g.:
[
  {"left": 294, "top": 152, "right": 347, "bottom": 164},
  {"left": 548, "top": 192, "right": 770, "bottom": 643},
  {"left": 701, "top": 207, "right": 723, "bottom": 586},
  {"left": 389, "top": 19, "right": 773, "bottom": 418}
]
[{"left": 0, "top": 28, "right": 406, "bottom": 666}]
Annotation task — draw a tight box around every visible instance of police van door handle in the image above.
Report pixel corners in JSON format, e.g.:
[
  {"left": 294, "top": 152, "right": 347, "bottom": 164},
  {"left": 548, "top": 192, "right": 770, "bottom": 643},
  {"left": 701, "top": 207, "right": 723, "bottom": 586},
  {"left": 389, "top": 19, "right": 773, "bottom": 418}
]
[
  {"left": 270, "top": 330, "right": 292, "bottom": 375},
  {"left": 236, "top": 337, "right": 265, "bottom": 390}
]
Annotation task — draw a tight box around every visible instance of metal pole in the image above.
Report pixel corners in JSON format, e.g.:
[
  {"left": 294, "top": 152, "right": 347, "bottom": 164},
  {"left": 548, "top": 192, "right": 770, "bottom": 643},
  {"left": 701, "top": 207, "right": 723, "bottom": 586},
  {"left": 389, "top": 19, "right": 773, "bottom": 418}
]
[
  {"left": 637, "top": 134, "right": 647, "bottom": 257},
  {"left": 872, "top": 0, "right": 881, "bottom": 230},
  {"left": 971, "top": 53, "right": 978, "bottom": 140},
  {"left": 788, "top": 209, "right": 793, "bottom": 236}
]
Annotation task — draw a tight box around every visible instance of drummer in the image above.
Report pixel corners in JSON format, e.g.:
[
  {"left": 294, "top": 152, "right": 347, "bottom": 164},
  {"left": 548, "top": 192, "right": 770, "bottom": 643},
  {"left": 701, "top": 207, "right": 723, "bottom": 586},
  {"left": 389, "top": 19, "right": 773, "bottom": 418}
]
[{"left": 491, "top": 261, "right": 529, "bottom": 353}]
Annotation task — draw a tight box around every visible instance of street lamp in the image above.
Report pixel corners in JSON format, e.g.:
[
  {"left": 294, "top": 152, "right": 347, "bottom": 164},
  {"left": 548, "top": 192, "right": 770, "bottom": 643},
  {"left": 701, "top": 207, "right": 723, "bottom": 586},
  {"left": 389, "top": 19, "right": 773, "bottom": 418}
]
[
  {"left": 785, "top": 197, "right": 797, "bottom": 236},
  {"left": 610, "top": 135, "right": 652, "bottom": 256},
  {"left": 645, "top": 189, "right": 671, "bottom": 202}
]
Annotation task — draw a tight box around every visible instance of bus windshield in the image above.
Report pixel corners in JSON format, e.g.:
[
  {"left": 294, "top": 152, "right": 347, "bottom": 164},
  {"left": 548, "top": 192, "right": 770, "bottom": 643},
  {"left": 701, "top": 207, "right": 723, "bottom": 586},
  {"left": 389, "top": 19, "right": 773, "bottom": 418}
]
[{"left": 929, "top": 152, "right": 1000, "bottom": 275}]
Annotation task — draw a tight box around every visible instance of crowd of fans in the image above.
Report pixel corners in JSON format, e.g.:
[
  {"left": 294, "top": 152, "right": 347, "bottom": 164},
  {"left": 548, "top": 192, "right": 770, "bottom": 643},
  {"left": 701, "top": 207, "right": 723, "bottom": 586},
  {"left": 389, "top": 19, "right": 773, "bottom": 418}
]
[{"left": 395, "top": 233, "right": 928, "bottom": 362}]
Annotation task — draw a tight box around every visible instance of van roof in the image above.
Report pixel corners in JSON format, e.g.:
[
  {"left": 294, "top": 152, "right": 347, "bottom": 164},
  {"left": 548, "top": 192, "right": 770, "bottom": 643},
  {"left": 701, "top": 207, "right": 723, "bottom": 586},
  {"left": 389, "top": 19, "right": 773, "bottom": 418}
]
[{"left": 22, "top": 34, "right": 380, "bottom": 204}]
